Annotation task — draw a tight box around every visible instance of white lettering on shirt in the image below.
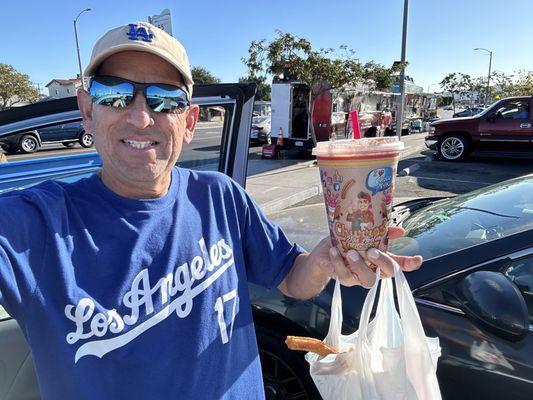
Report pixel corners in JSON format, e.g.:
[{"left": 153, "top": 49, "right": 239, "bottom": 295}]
[{"left": 64, "top": 237, "right": 234, "bottom": 363}]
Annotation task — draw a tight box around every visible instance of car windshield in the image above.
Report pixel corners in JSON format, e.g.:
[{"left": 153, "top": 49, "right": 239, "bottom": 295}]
[{"left": 389, "top": 175, "right": 533, "bottom": 260}]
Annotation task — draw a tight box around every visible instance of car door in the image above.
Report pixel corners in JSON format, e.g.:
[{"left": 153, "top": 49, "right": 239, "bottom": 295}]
[
  {"left": 0, "top": 82, "right": 255, "bottom": 400},
  {"left": 413, "top": 248, "right": 533, "bottom": 400},
  {"left": 478, "top": 98, "right": 532, "bottom": 152}
]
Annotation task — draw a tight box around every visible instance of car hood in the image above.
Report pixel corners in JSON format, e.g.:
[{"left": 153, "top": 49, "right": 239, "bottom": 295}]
[{"left": 432, "top": 115, "right": 479, "bottom": 125}]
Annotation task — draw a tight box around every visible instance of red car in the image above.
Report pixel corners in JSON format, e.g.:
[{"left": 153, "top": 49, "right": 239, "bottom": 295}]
[{"left": 426, "top": 96, "right": 533, "bottom": 161}]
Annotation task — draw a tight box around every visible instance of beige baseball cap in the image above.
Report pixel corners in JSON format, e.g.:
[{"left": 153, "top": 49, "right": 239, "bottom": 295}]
[{"left": 84, "top": 22, "right": 194, "bottom": 97}]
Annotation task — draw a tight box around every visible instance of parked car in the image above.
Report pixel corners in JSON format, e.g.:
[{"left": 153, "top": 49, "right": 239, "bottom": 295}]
[
  {"left": 252, "top": 175, "right": 533, "bottom": 399},
  {"left": 0, "top": 118, "right": 93, "bottom": 154},
  {"left": 426, "top": 96, "right": 533, "bottom": 161},
  {"left": 453, "top": 107, "right": 485, "bottom": 118},
  {"left": 250, "top": 115, "right": 271, "bottom": 143}
]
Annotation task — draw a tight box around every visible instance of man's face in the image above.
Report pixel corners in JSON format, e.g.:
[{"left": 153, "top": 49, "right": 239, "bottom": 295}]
[
  {"left": 358, "top": 198, "right": 370, "bottom": 211},
  {"left": 78, "top": 51, "right": 198, "bottom": 197}
]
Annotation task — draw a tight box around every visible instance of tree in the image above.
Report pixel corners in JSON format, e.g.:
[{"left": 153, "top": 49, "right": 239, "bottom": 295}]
[
  {"left": 191, "top": 66, "right": 220, "bottom": 84},
  {"left": 439, "top": 73, "right": 473, "bottom": 113},
  {"left": 0, "top": 63, "right": 39, "bottom": 110},
  {"left": 242, "top": 31, "right": 399, "bottom": 137},
  {"left": 491, "top": 70, "right": 533, "bottom": 98},
  {"left": 238, "top": 74, "right": 271, "bottom": 101}
]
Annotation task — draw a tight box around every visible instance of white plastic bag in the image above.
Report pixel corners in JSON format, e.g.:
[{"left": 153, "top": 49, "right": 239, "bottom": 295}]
[{"left": 305, "top": 260, "right": 442, "bottom": 400}]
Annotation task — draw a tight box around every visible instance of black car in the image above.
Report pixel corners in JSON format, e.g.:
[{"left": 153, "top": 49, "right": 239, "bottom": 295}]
[
  {"left": 253, "top": 176, "right": 533, "bottom": 399},
  {"left": 0, "top": 109, "right": 93, "bottom": 154}
]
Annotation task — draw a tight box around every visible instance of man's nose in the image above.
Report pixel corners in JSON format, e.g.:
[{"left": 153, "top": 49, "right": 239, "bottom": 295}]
[{"left": 125, "top": 93, "right": 154, "bottom": 129}]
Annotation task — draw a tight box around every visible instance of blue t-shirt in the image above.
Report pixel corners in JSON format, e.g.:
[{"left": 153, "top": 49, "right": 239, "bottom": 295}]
[{"left": 0, "top": 167, "right": 305, "bottom": 400}]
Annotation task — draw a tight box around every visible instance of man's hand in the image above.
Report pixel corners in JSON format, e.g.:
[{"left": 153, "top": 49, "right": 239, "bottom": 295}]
[
  {"left": 316, "top": 226, "right": 422, "bottom": 288},
  {"left": 278, "top": 227, "right": 423, "bottom": 299}
]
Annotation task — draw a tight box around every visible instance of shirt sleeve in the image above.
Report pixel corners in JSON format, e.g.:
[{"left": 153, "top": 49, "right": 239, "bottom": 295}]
[
  {"left": 237, "top": 186, "right": 306, "bottom": 289},
  {"left": 0, "top": 191, "right": 46, "bottom": 322}
]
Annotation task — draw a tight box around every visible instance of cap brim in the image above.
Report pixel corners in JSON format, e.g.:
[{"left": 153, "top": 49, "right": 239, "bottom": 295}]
[{"left": 84, "top": 44, "right": 194, "bottom": 96}]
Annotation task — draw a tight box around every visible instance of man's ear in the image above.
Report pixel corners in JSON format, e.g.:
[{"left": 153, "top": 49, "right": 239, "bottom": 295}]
[
  {"left": 77, "top": 89, "right": 94, "bottom": 134},
  {"left": 183, "top": 104, "right": 199, "bottom": 144}
]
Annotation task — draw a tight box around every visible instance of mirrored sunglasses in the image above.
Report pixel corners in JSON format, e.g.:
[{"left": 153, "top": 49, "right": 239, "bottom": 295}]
[{"left": 89, "top": 75, "right": 190, "bottom": 113}]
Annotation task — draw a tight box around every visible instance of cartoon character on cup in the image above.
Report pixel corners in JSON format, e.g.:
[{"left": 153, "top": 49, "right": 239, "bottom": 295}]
[{"left": 346, "top": 191, "right": 375, "bottom": 232}]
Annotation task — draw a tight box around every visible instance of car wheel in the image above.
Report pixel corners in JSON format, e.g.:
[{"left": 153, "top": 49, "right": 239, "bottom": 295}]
[
  {"left": 438, "top": 134, "right": 469, "bottom": 161},
  {"left": 18, "top": 135, "right": 39, "bottom": 153},
  {"left": 79, "top": 132, "right": 94, "bottom": 148},
  {"left": 62, "top": 142, "right": 76, "bottom": 148},
  {"left": 256, "top": 325, "right": 321, "bottom": 400}
]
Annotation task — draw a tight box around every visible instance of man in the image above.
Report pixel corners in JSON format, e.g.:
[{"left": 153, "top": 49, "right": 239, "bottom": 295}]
[
  {"left": 514, "top": 103, "right": 530, "bottom": 120},
  {"left": 0, "top": 22, "right": 422, "bottom": 399}
]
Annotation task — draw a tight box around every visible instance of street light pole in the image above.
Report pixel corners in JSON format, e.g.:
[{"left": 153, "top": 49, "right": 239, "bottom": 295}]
[
  {"left": 74, "top": 8, "right": 92, "bottom": 91},
  {"left": 474, "top": 47, "right": 492, "bottom": 105},
  {"left": 396, "top": 0, "right": 409, "bottom": 139}
]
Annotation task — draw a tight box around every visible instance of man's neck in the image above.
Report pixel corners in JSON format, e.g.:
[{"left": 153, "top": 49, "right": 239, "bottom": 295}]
[{"left": 98, "top": 170, "right": 171, "bottom": 199}]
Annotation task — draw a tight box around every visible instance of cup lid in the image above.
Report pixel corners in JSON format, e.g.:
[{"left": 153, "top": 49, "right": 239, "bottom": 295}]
[{"left": 312, "top": 137, "right": 404, "bottom": 157}]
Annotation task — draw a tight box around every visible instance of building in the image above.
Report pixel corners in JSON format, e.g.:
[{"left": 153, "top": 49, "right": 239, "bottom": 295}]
[{"left": 45, "top": 78, "right": 83, "bottom": 98}]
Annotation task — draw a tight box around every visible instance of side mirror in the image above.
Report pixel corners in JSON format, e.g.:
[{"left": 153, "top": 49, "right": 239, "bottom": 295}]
[{"left": 456, "top": 271, "right": 528, "bottom": 341}]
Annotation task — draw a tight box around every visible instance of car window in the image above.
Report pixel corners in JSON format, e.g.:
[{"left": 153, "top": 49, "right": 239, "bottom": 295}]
[
  {"left": 494, "top": 100, "right": 530, "bottom": 120},
  {"left": 176, "top": 105, "right": 226, "bottom": 171},
  {"left": 503, "top": 255, "right": 533, "bottom": 324},
  {"left": 390, "top": 178, "right": 533, "bottom": 260}
]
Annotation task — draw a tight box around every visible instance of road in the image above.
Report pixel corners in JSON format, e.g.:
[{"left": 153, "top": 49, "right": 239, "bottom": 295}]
[{"left": 269, "top": 147, "right": 533, "bottom": 251}]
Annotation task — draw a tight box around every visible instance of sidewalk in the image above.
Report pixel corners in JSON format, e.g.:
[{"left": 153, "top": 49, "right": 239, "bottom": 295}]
[{"left": 246, "top": 133, "right": 427, "bottom": 214}]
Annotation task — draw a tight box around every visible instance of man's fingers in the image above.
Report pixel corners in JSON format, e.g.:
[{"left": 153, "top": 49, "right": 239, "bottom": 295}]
[
  {"left": 366, "top": 248, "right": 423, "bottom": 276},
  {"left": 346, "top": 250, "right": 375, "bottom": 288},
  {"left": 387, "top": 226, "right": 405, "bottom": 240},
  {"left": 329, "top": 248, "right": 359, "bottom": 286},
  {"left": 389, "top": 253, "right": 423, "bottom": 271},
  {"left": 365, "top": 248, "right": 396, "bottom": 277}
]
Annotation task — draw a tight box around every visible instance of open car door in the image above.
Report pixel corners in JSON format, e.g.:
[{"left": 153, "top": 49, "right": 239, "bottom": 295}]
[{"left": 0, "top": 82, "right": 255, "bottom": 399}]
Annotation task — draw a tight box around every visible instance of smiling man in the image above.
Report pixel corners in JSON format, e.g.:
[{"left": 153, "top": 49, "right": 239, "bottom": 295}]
[{"left": 0, "top": 22, "right": 421, "bottom": 399}]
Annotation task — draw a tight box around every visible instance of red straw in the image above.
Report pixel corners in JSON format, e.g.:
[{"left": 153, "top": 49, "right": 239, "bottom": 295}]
[{"left": 350, "top": 110, "right": 361, "bottom": 139}]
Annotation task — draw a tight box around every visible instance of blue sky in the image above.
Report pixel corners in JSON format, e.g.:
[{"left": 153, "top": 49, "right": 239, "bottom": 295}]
[{"left": 2, "top": 0, "right": 532, "bottom": 94}]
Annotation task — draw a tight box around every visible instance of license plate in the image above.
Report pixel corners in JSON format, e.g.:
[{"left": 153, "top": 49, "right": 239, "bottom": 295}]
[{"left": 295, "top": 141, "right": 303, "bottom": 147}]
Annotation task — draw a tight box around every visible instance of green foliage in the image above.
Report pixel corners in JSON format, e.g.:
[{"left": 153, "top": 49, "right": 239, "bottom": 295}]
[
  {"left": 238, "top": 74, "right": 271, "bottom": 101},
  {"left": 441, "top": 70, "right": 533, "bottom": 105},
  {"left": 242, "top": 30, "right": 398, "bottom": 99},
  {"left": 0, "top": 63, "right": 39, "bottom": 110},
  {"left": 191, "top": 66, "right": 221, "bottom": 84},
  {"left": 439, "top": 72, "right": 474, "bottom": 112},
  {"left": 491, "top": 70, "right": 533, "bottom": 98}
]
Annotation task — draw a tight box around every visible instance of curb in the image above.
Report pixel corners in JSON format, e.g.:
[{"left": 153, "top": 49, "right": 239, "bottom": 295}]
[{"left": 262, "top": 186, "right": 322, "bottom": 215}]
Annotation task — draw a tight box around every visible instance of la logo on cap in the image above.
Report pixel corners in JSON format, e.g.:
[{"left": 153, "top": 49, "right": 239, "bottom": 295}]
[{"left": 127, "top": 24, "right": 154, "bottom": 42}]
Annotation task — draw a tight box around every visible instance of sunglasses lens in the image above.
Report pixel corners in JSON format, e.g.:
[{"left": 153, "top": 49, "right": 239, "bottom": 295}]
[
  {"left": 90, "top": 78, "right": 134, "bottom": 108},
  {"left": 145, "top": 85, "right": 189, "bottom": 113}
]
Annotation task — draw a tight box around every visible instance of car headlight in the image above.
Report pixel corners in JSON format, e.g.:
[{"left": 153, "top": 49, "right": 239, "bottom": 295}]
[{"left": 428, "top": 125, "right": 436, "bottom": 134}]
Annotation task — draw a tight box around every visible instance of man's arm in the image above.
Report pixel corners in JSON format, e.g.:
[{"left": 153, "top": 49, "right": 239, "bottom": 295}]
[{"left": 278, "top": 227, "right": 423, "bottom": 300}]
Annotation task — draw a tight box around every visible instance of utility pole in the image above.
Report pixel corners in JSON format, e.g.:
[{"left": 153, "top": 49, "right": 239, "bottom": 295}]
[
  {"left": 74, "top": 8, "right": 92, "bottom": 90},
  {"left": 397, "top": 0, "right": 409, "bottom": 139}
]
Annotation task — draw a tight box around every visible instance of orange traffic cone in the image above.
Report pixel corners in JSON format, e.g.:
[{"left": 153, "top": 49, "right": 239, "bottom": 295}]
[{"left": 276, "top": 127, "right": 284, "bottom": 147}]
